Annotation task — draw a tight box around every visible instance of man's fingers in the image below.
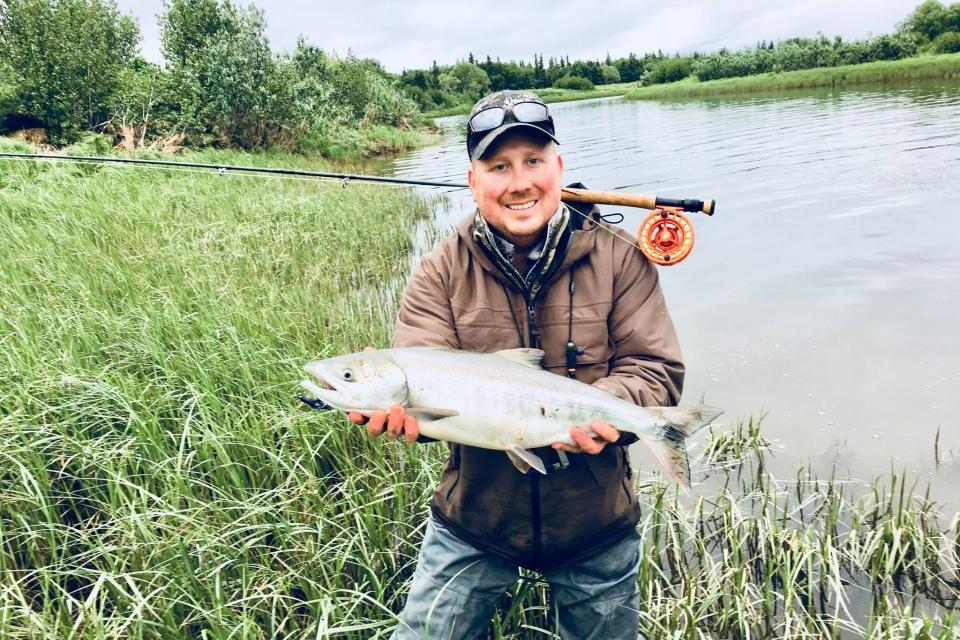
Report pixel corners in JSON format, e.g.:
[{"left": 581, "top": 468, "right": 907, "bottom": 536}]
[
  {"left": 362, "top": 346, "right": 375, "bottom": 352},
  {"left": 570, "top": 427, "right": 604, "bottom": 454},
  {"left": 552, "top": 442, "right": 581, "bottom": 453},
  {"left": 348, "top": 411, "right": 367, "bottom": 425},
  {"left": 591, "top": 420, "right": 620, "bottom": 443},
  {"left": 366, "top": 410, "right": 387, "bottom": 437},
  {"left": 403, "top": 415, "right": 420, "bottom": 443},
  {"left": 386, "top": 405, "right": 404, "bottom": 438}
]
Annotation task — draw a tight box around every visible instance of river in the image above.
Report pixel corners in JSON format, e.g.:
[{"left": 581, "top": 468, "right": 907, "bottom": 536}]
[{"left": 391, "top": 82, "right": 960, "bottom": 504}]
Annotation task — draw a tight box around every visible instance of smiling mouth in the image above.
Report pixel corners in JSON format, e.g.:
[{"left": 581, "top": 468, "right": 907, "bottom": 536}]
[{"left": 506, "top": 200, "right": 537, "bottom": 211}]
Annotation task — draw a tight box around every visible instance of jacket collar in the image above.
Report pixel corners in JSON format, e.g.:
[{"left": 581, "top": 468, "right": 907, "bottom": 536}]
[{"left": 457, "top": 203, "right": 600, "bottom": 295}]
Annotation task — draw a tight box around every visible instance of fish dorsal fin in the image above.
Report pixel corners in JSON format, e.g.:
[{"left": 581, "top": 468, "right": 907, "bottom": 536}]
[
  {"left": 506, "top": 446, "right": 546, "bottom": 475},
  {"left": 493, "top": 348, "right": 545, "bottom": 369}
]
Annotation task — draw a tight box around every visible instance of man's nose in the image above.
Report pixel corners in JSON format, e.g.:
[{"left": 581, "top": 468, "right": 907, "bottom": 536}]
[{"left": 508, "top": 167, "right": 533, "bottom": 193}]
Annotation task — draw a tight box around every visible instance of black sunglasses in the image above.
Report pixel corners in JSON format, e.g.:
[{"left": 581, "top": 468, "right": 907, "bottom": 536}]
[{"left": 468, "top": 101, "right": 551, "bottom": 134}]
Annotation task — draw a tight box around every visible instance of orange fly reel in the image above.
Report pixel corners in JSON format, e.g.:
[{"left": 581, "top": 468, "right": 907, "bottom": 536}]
[{"left": 637, "top": 207, "right": 695, "bottom": 266}]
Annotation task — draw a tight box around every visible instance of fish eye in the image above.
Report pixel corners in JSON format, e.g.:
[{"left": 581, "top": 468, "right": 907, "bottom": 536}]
[{"left": 340, "top": 368, "right": 355, "bottom": 381}]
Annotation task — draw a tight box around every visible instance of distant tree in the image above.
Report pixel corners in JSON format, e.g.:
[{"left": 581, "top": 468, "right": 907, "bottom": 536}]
[
  {"left": 533, "top": 53, "right": 547, "bottom": 88},
  {"left": 600, "top": 64, "right": 621, "bottom": 83},
  {"left": 642, "top": 56, "right": 693, "bottom": 85},
  {"left": 553, "top": 75, "right": 594, "bottom": 90},
  {"left": 442, "top": 62, "right": 490, "bottom": 100},
  {"left": 930, "top": 29, "right": 960, "bottom": 51},
  {"left": 899, "top": 0, "right": 952, "bottom": 41},
  {"left": 615, "top": 52, "right": 643, "bottom": 82},
  {"left": 0, "top": 0, "right": 139, "bottom": 142}
]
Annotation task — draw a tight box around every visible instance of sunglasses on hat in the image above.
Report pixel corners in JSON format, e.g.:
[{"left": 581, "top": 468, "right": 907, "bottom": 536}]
[{"left": 468, "top": 101, "right": 552, "bottom": 135}]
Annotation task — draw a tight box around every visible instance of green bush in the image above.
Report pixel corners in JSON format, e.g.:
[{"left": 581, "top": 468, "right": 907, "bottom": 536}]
[
  {"left": 600, "top": 64, "right": 621, "bottom": 84},
  {"left": 899, "top": 0, "right": 960, "bottom": 41},
  {"left": 553, "top": 75, "right": 594, "bottom": 90},
  {"left": 0, "top": 68, "right": 17, "bottom": 126},
  {"left": 930, "top": 30, "right": 960, "bottom": 52},
  {"left": 160, "top": 0, "right": 277, "bottom": 148},
  {"left": 642, "top": 57, "right": 693, "bottom": 85},
  {"left": 0, "top": 0, "right": 139, "bottom": 143}
]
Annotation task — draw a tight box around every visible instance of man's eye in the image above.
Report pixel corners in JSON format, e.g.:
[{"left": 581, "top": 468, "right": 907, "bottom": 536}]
[
  {"left": 493, "top": 164, "right": 507, "bottom": 171},
  {"left": 528, "top": 157, "right": 542, "bottom": 165}
]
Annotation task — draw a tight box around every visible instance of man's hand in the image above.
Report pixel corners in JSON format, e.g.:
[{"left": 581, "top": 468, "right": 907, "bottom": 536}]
[
  {"left": 346, "top": 346, "right": 420, "bottom": 443},
  {"left": 348, "top": 405, "right": 420, "bottom": 443},
  {"left": 552, "top": 420, "right": 620, "bottom": 455},
  {"left": 551, "top": 383, "right": 620, "bottom": 454}
]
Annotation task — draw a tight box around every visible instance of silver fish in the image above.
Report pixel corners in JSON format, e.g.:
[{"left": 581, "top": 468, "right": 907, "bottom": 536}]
[{"left": 300, "top": 347, "right": 722, "bottom": 488}]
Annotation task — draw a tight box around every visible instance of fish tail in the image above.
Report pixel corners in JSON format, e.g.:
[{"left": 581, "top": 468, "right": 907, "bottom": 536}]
[{"left": 639, "top": 406, "right": 723, "bottom": 490}]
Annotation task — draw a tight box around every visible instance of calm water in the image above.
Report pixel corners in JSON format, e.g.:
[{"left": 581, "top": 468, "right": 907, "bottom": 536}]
[{"left": 391, "top": 83, "right": 960, "bottom": 503}]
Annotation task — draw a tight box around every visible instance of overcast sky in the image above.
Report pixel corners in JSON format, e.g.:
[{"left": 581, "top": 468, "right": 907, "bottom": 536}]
[{"left": 121, "top": 0, "right": 923, "bottom": 72}]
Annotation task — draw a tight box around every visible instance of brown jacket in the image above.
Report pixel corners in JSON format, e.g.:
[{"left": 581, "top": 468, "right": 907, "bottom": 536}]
[{"left": 393, "top": 206, "right": 684, "bottom": 570}]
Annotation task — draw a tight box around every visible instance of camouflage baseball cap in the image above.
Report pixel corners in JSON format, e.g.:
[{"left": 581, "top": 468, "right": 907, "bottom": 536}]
[{"left": 466, "top": 90, "right": 558, "bottom": 161}]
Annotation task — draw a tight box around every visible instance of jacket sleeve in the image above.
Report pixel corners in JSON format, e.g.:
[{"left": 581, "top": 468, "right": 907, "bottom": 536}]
[
  {"left": 591, "top": 240, "right": 685, "bottom": 414},
  {"left": 393, "top": 252, "right": 459, "bottom": 349},
  {"left": 393, "top": 253, "right": 458, "bottom": 444}
]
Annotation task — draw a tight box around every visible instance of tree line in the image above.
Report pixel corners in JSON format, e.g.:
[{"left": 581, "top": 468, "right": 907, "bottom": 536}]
[
  {"left": 398, "top": 0, "right": 960, "bottom": 110},
  {"left": 1, "top": 0, "right": 957, "bottom": 150}
]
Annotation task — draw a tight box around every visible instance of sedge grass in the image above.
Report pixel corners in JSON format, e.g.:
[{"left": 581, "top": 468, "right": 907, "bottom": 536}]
[{"left": 1, "top": 150, "right": 959, "bottom": 638}]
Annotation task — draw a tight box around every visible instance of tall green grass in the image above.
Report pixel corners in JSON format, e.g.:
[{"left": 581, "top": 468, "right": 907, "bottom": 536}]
[{"left": 1, "top": 151, "right": 958, "bottom": 638}]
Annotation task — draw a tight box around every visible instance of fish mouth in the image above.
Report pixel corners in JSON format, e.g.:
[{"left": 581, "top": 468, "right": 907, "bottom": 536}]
[
  {"left": 301, "top": 363, "right": 369, "bottom": 414},
  {"left": 300, "top": 363, "right": 343, "bottom": 408}
]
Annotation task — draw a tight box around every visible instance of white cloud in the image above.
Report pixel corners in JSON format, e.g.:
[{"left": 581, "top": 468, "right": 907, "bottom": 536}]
[{"left": 121, "top": 0, "right": 922, "bottom": 71}]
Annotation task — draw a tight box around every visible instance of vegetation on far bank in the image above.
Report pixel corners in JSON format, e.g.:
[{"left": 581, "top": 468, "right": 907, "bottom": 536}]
[
  {"left": 624, "top": 52, "right": 960, "bottom": 100},
  {"left": 0, "top": 0, "right": 433, "bottom": 158},
  {"left": 410, "top": 0, "right": 960, "bottom": 114},
  {"left": 423, "top": 82, "right": 639, "bottom": 118}
]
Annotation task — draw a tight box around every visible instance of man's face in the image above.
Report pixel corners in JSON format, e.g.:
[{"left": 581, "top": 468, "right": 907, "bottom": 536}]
[{"left": 468, "top": 131, "right": 564, "bottom": 249}]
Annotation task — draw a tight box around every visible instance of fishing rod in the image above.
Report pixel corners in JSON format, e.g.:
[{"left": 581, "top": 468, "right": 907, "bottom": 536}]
[{"left": 0, "top": 152, "right": 717, "bottom": 265}]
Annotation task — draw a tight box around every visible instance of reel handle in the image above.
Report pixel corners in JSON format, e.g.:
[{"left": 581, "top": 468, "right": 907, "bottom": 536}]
[{"left": 561, "top": 187, "right": 715, "bottom": 216}]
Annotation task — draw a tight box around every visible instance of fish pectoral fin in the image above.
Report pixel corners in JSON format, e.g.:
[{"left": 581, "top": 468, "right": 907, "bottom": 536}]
[
  {"left": 493, "top": 348, "right": 545, "bottom": 369},
  {"left": 405, "top": 406, "right": 460, "bottom": 422},
  {"left": 507, "top": 446, "right": 546, "bottom": 475}
]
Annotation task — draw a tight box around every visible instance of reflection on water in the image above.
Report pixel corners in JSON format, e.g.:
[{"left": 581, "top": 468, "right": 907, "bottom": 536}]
[{"left": 391, "top": 81, "right": 960, "bottom": 505}]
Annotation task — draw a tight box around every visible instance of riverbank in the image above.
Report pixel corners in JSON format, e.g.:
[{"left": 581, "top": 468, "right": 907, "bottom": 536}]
[
  {"left": 424, "top": 53, "right": 960, "bottom": 119},
  {"left": 423, "top": 81, "right": 638, "bottom": 118},
  {"left": 0, "top": 121, "right": 440, "bottom": 164},
  {"left": 625, "top": 52, "right": 960, "bottom": 99}
]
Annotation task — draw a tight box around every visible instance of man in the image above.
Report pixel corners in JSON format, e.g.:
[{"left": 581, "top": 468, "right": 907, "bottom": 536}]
[{"left": 350, "top": 90, "right": 684, "bottom": 639}]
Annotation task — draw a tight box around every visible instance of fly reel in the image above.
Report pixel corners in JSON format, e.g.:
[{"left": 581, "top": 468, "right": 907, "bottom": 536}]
[{"left": 637, "top": 207, "right": 695, "bottom": 266}]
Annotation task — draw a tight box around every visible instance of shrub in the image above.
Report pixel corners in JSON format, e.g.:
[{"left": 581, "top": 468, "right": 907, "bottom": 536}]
[
  {"left": 600, "top": 64, "right": 621, "bottom": 84},
  {"left": 0, "top": 0, "right": 139, "bottom": 143},
  {"left": 160, "top": 0, "right": 276, "bottom": 148},
  {"left": 899, "top": 0, "right": 960, "bottom": 41},
  {"left": 930, "top": 30, "right": 960, "bottom": 52},
  {"left": 642, "top": 57, "right": 693, "bottom": 85},
  {"left": 553, "top": 75, "right": 594, "bottom": 91}
]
